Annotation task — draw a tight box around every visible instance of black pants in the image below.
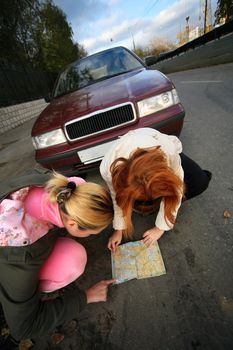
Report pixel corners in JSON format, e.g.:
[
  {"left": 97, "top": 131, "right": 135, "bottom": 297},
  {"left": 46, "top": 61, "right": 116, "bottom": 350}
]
[{"left": 180, "top": 153, "right": 211, "bottom": 200}]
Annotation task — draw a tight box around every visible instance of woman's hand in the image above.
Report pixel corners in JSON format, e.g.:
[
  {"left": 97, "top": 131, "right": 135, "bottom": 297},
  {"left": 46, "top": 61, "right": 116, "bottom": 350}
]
[
  {"left": 85, "top": 279, "right": 115, "bottom": 303},
  {"left": 143, "top": 227, "right": 164, "bottom": 247},
  {"left": 108, "top": 230, "right": 123, "bottom": 252}
]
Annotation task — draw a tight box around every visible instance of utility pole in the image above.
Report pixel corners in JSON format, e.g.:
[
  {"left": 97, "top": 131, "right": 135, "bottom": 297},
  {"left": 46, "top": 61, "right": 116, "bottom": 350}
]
[
  {"left": 130, "top": 31, "right": 136, "bottom": 51},
  {"left": 204, "top": 0, "right": 207, "bottom": 33},
  {"left": 185, "top": 16, "right": 190, "bottom": 42},
  {"left": 202, "top": 0, "right": 212, "bottom": 34}
]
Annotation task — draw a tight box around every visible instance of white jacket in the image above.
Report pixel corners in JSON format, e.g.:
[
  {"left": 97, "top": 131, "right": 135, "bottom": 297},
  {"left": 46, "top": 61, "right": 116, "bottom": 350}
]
[{"left": 100, "top": 128, "right": 184, "bottom": 231}]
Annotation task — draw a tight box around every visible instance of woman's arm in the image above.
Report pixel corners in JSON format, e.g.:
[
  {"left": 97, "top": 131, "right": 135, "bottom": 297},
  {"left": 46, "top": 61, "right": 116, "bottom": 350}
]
[
  {"left": 155, "top": 150, "right": 184, "bottom": 231},
  {"left": 143, "top": 226, "right": 165, "bottom": 246},
  {"left": 100, "top": 162, "right": 126, "bottom": 231},
  {"left": 108, "top": 229, "right": 123, "bottom": 252}
]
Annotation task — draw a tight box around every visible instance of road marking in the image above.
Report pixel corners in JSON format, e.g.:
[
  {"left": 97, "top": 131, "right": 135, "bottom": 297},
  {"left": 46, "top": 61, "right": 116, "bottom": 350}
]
[{"left": 180, "top": 80, "right": 223, "bottom": 83}]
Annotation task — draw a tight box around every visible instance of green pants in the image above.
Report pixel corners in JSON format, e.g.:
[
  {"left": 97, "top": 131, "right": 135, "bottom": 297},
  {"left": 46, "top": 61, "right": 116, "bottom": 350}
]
[{"left": 0, "top": 230, "right": 86, "bottom": 340}]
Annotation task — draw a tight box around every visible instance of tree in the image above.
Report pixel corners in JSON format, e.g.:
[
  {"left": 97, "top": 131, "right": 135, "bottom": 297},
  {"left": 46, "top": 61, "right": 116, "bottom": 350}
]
[
  {"left": 0, "top": 0, "right": 87, "bottom": 71},
  {"left": 149, "top": 37, "right": 176, "bottom": 56},
  {"left": 215, "top": 0, "right": 233, "bottom": 24},
  {"left": 0, "top": 0, "right": 41, "bottom": 63},
  {"left": 133, "top": 46, "right": 150, "bottom": 59},
  {"left": 133, "top": 38, "right": 176, "bottom": 59},
  {"left": 35, "top": 0, "right": 86, "bottom": 72}
]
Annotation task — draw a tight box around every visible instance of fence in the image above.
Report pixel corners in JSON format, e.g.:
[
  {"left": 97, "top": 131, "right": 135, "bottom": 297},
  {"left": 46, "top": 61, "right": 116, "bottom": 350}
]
[
  {"left": 156, "top": 19, "right": 233, "bottom": 63},
  {"left": 0, "top": 99, "right": 48, "bottom": 135},
  {"left": 0, "top": 62, "right": 57, "bottom": 108}
]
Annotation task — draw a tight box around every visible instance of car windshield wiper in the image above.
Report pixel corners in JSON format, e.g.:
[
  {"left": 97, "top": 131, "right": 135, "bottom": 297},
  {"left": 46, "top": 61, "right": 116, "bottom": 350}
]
[
  {"left": 53, "top": 91, "right": 70, "bottom": 99},
  {"left": 107, "top": 68, "right": 141, "bottom": 79},
  {"left": 53, "top": 86, "right": 83, "bottom": 99}
]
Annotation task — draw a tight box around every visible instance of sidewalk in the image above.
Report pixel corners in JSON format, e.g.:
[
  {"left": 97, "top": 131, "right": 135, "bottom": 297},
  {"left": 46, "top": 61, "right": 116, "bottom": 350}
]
[{"left": 0, "top": 117, "right": 37, "bottom": 181}]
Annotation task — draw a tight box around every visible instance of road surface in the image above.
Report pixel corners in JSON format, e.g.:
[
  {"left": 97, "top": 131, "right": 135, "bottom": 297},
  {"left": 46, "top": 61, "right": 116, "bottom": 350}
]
[{"left": 0, "top": 63, "right": 232, "bottom": 350}]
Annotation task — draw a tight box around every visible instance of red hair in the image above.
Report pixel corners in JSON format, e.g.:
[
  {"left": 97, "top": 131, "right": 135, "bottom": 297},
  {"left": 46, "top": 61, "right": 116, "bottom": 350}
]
[{"left": 111, "top": 146, "right": 185, "bottom": 238}]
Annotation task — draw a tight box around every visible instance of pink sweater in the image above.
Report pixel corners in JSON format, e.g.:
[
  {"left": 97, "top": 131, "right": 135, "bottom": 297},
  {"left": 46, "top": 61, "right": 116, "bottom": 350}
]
[{"left": 0, "top": 177, "right": 85, "bottom": 247}]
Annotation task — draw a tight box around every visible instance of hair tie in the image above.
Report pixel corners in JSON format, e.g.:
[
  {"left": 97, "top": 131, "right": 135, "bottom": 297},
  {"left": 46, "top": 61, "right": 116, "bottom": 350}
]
[
  {"left": 67, "top": 181, "right": 76, "bottom": 191},
  {"left": 56, "top": 182, "right": 76, "bottom": 205}
]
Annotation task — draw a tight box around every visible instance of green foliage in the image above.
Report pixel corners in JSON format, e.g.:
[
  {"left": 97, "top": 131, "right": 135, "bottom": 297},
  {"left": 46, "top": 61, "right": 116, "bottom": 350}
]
[
  {"left": 214, "top": 0, "right": 233, "bottom": 24},
  {"left": 36, "top": 0, "right": 86, "bottom": 72},
  {"left": 0, "top": 0, "right": 87, "bottom": 72},
  {"left": 0, "top": 0, "right": 41, "bottom": 62}
]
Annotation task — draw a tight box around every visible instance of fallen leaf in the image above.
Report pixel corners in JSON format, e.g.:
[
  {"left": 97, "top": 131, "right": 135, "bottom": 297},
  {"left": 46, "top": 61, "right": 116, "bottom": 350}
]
[
  {"left": 1, "top": 327, "right": 10, "bottom": 337},
  {"left": 50, "top": 332, "right": 65, "bottom": 344},
  {"left": 19, "top": 339, "right": 34, "bottom": 350},
  {"left": 223, "top": 210, "right": 231, "bottom": 218},
  {"left": 220, "top": 296, "right": 233, "bottom": 313}
]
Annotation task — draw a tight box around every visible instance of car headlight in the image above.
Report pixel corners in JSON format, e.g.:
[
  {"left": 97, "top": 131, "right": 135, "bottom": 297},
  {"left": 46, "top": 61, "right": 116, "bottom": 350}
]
[
  {"left": 137, "top": 89, "right": 180, "bottom": 118},
  {"left": 32, "top": 129, "right": 66, "bottom": 150}
]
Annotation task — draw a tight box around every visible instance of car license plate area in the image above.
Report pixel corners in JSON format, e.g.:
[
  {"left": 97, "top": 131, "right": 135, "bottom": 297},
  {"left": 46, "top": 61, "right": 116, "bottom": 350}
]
[{"left": 78, "top": 140, "right": 117, "bottom": 164}]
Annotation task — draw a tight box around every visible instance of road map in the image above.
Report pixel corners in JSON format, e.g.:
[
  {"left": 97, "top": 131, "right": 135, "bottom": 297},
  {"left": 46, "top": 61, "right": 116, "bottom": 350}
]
[{"left": 111, "top": 240, "right": 166, "bottom": 284}]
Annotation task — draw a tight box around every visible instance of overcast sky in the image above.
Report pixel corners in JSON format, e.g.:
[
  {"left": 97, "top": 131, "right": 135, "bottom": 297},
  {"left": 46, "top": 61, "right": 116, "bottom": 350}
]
[{"left": 53, "top": 0, "right": 217, "bottom": 54}]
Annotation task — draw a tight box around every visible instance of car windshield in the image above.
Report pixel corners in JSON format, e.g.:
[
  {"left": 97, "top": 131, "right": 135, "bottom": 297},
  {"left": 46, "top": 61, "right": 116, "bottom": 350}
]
[{"left": 53, "top": 47, "right": 143, "bottom": 98}]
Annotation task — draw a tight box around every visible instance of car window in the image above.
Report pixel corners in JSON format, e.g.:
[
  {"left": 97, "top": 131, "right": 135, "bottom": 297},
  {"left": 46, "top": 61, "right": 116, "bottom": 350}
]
[{"left": 53, "top": 47, "right": 143, "bottom": 98}]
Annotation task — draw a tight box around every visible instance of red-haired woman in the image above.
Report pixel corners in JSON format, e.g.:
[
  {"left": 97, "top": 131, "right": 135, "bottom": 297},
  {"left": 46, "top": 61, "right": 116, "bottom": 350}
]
[{"left": 100, "top": 128, "right": 211, "bottom": 251}]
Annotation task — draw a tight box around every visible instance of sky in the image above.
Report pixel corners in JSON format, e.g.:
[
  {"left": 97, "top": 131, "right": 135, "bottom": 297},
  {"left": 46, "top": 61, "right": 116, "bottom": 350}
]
[{"left": 53, "top": 0, "right": 218, "bottom": 54}]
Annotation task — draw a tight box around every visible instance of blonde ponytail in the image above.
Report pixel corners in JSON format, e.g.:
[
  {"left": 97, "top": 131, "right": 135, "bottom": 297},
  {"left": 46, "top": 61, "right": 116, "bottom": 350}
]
[
  {"left": 46, "top": 172, "right": 113, "bottom": 230},
  {"left": 46, "top": 172, "right": 70, "bottom": 202}
]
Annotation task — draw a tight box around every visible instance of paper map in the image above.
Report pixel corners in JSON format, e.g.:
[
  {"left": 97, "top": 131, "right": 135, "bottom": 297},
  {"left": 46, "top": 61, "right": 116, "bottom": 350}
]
[{"left": 111, "top": 240, "right": 166, "bottom": 284}]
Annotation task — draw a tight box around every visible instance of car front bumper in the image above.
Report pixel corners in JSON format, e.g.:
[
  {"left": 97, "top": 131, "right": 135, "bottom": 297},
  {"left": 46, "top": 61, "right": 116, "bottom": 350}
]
[{"left": 35, "top": 107, "right": 185, "bottom": 176}]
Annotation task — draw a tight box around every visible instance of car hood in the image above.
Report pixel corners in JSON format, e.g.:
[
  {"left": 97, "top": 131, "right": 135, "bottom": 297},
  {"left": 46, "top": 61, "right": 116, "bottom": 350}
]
[{"left": 32, "top": 68, "right": 172, "bottom": 135}]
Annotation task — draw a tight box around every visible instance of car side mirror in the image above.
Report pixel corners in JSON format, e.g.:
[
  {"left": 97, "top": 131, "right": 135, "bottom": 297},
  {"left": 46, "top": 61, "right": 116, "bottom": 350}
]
[
  {"left": 145, "top": 56, "right": 158, "bottom": 66},
  {"left": 44, "top": 93, "right": 52, "bottom": 103}
]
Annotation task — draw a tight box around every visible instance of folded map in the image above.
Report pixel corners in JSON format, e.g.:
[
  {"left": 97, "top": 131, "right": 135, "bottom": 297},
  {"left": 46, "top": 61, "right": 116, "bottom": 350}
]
[{"left": 111, "top": 240, "right": 166, "bottom": 284}]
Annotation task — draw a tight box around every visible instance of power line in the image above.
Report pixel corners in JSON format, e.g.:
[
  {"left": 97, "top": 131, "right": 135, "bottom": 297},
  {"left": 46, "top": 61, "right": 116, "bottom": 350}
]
[
  {"left": 140, "top": 0, "right": 159, "bottom": 18},
  {"left": 129, "top": 0, "right": 161, "bottom": 32}
]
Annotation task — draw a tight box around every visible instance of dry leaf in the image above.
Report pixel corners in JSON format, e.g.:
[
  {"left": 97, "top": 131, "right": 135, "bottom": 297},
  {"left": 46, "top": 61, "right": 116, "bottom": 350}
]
[
  {"left": 220, "top": 296, "right": 233, "bottom": 313},
  {"left": 1, "top": 327, "right": 10, "bottom": 337},
  {"left": 223, "top": 210, "right": 231, "bottom": 218},
  {"left": 19, "top": 339, "right": 34, "bottom": 350},
  {"left": 50, "top": 332, "right": 65, "bottom": 344}
]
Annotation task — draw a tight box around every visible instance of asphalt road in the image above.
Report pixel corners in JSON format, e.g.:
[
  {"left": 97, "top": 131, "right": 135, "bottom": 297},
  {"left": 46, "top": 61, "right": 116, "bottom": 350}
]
[{"left": 0, "top": 63, "right": 233, "bottom": 350}]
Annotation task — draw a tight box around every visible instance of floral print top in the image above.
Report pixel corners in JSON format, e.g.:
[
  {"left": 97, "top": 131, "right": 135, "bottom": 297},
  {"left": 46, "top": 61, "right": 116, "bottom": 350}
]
[
  {"left": 0, "top": 187, "right": 57, "bottom": 247},
  {"left": 0, "top": 176, "right": 86, "bottom": 247}
]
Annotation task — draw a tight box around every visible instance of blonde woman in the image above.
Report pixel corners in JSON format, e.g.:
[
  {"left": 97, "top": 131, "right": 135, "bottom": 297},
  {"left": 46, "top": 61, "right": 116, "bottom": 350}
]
[{"left": 0, "top": 172, "right": 114, "bottom": 342}]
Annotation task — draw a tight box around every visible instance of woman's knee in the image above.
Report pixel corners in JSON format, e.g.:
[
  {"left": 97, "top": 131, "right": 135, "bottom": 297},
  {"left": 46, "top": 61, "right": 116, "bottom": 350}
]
[
  {"left": 197, "top": 170, "right": 212, "bottom": 194},
  {"left": 39, "top": 237, "right": 87, "bottom": 292},
  {"left": 185, "top": 169, "right": 212, "bottom": 199}
]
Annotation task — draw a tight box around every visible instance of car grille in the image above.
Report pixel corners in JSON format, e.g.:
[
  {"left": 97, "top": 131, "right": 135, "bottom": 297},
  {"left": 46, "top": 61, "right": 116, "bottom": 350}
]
[{"left": 65, "top": 103, "right": 136, "bottom": 141}]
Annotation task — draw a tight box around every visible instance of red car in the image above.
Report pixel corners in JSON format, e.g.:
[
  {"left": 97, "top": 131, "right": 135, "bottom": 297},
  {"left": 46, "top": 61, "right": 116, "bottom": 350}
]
[{"left": 32, "top": 46, "right": 185, "bottom": 175}]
